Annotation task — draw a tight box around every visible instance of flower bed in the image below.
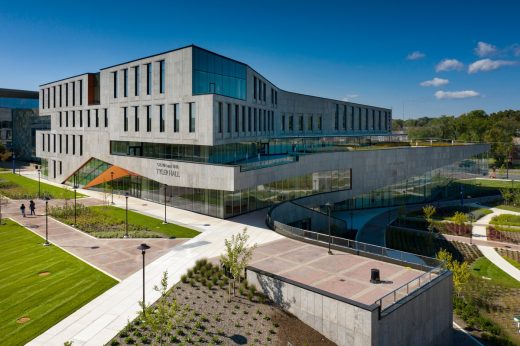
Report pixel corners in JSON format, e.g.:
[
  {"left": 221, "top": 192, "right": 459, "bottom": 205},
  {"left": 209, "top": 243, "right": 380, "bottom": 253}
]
[
  {"left": 109, "top": 259, "right": 333, "bottom": 346},
  {"left": 487, "top": 226, "right": 520, "bottom": 244}
]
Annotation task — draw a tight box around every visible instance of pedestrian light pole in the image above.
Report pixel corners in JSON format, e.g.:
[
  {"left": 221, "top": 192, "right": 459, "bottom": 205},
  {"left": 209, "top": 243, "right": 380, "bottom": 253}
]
[
  {"left": 325, "top": 202, "right": 333, "bottom": 255},
  {"left": 44, "top": 197, "right": 50, "bottom": 246},
  {"left": 137, "top": 243, "right": 151, "bottom": 315},
  {"left": 124, "top": 192, "right": 129, "bottom": 238},
  {"left": 110, "top": 171, "right": 115, "bottom": 204},
  {"left": 12, "top": 152, "right": 15, "bottom": 174},
  {"left": 37, "top": 166, "right": 41, "bottom": 199},
  {"left": 73, "top": 179, "right": 78, "bottom": 227},
  {"left": 163, "top": 184, "right": 167, "bottom": 224}
]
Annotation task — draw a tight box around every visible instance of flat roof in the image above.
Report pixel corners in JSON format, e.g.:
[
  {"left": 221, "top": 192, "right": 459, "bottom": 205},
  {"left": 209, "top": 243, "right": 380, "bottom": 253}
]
[
  {"left": 0, "top": 88, "right": 38, "bottom": 99},
  {"left": 249, "top": 238, "right": 424, "bottom": 307}
]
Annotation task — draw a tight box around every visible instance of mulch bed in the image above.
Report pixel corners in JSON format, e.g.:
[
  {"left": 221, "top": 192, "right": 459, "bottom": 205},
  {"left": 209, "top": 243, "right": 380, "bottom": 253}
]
[{"left": 109, "top": 260, "right": 335, "bottom": 345}]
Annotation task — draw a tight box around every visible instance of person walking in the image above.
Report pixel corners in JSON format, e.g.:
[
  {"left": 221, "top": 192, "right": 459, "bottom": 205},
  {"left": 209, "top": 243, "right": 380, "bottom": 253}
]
[
  {"left": 20, "top": 203, "right": 26, "bottom": 217},
  {"left": 29, "top": 200, "right": 36, "bottom": 216}
]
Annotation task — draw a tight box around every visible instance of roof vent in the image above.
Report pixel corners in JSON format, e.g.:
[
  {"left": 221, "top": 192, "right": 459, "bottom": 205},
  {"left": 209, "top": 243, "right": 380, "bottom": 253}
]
[{"left": 370, "top": 268, "right": 380, "bottom": 284}]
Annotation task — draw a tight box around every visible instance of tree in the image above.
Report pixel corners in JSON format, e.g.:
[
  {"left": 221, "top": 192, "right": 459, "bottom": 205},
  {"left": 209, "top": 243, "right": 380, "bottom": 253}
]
[
  {"left": 436, "top": 249, "right": 470, "bottom": 297},
  {"left": 423, "top": 204, "right": 436, "bottom": 247},
  {"left": 220, "top": 228, "right": 257, "bottom": 297},
  {"left": 450, "top": 211, "right": 468, "bottom": 235},
  {"left": 140, "top": 271, "right": 182, "bottom": 345},
  {"left": 500, "top": 188, "right": 514, "bottom": 205}
]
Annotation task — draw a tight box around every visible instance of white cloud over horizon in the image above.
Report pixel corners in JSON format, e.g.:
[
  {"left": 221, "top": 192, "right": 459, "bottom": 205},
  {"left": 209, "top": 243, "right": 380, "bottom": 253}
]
[
  {"left": 406, "top": 51, "right": 425, "bottom": 60},
  {"left": 468, "top": 58, "right": 517, "bottom": 73},
  {"left": 474, "top": 41, "right": 497, "bottom": 57},
  {"left": 341, "top": 94, "right": 360, "bottom": 101},
  {"left": 435, "top": 59, "right": 464, "bottom": 72},
  {"left": 420, "top": 77, "right": 449, "bottom": 87},
  {"left": 434, "top": 90, "right": 480, "bottom": 100}
]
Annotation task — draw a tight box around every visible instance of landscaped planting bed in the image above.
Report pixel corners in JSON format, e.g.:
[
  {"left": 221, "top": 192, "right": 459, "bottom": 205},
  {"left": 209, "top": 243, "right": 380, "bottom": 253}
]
[
  {"left": 487, "top": 226, "right": 520, "bottom": 244},
  {"left": 406, "top": 205, "right": 492, "bottom": 221},
  {"left": 109, "top": 259, "right": 334, "bottom": 346},
  {"left": 50, "top": 204, "right": 199, "bottom": 239},
  {"left": 495, "top": 248, "right": 520, "bottom": 269}
]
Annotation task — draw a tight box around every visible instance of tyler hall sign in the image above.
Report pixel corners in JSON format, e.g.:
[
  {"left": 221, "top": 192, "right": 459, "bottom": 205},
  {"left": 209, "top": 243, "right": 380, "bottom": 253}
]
[{"left": 156, "top": 162, "right": 180, "bottom": 177}]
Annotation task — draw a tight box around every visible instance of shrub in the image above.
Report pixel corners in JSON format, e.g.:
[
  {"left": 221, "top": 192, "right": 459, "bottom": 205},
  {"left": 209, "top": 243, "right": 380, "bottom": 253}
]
[
  {"left": 124, "top": 337, "right": 135, "bottom": 344},
  {"left": 181, "top": 274, "right": 188, "bottom": 283},
  {"left": 169, "top": 335, "right": 180, "bottom": 343},
  {"left": 110, "top": 341, "right": 120, "bottom": 346},
  {"left": 207, "top": 281, "right": 213, "bottom": 290}
]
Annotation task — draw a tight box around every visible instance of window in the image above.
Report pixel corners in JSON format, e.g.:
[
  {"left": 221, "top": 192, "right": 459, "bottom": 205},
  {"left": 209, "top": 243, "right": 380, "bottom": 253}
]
[
  {"left": 288, "top": 114, "right": 293, "bottom": 131},
  {"left": 87, "top": 110, "right": 91, "bottom": 127},
  {"left": 79, "top": 135, "right": 83, "bottom": 156},
  {"left": 263, "top": 82, "right": 266, "bottom": 102},
  {"left": 192, "top": 47, "right": 247, "bottom": 100},
  {"left": 282, "top": 114, "right": 285, "bottom": 131},
  {"left": 123, "top": 107, "right": 128, "bottom": 132},
  {"left": 308, "top": 115, "right": 313, "bottom": 131},
  {"left": 227, "top": 104, "right": 231, "bottom": 133},
  {"left": 173, "top": 104, "right": 179, "bottom": 132},
  {"left": 79, "top": 110, "right": 83, "bottom": 127},
  {"left": 104, "top": 109, "right": 108, "bottom": 127},
  {"left": 248, "top": 107, "right": 251, "bottom": 132},
  {"left": 59, "top": 161, "right": 62, "bottom": 175},
  {"left": 42, "top": 133, "right": 45, "bottom": 152},
  {"left": 318, "top": 115, "right": 322, "bottom": 130},
  {"left": 343, "top": 105, "right": 347, "bottom": 130},
  {"left": 146, "top": 63, "right": 152, "bottom": 95},
  {"left": 235, "top": 105, "right": 239, "bottom": 132},
  {"left": 253, "top": 76, "right": 257, "bottom": 99},
  {"left": 47, "top": 88, "right": 50, "bottom": 109},
  {"left": 79, "top": 80, "right": 83, "bottom": 105},
  {"left": 95, "top": 109, "right": 99, "bottom": 127},
  {"left": 350, "top": 106, "right": 354, "bottom": 130},
  {"left": 53, "top": 134, "right": 56, "bottom": 153},
  {"left": 59, "top": 134, "right": 62, "bottom": 153},
  {"left": 254, "top": 108, "right": 257, "bottom": 131},
  {"left": 159, "top": 105, "right": 165, "bottom": 132},
  {"left": 65, "top": 135, "right": 69, "bottom": 154},
  {"left": 189, "top": 102, "right": 196, "bottom": 133},
  {"left": 72, "top": 135, "right": 76, "bottom": 155},
  {"left": 372, "top": 109, "right": 376, "bottom": 130},
  {"left": 159, "top": 60, "right": 165, "bottom": 94},
  {"left": 298, "top": 114, "right": 303, "bottom": 131},
  {"left": 59, "top": 85, "right": 62, "bottom": 107},
  {"left": 134, "top": 106, "right": 139, "bottom": 131},
  {"left": 53, "top": 86, "right": 56, "bottom": 108},
  {"left": 146, "top": 106, "right": 151, "bottom": 132},
  {"left": 242, "top": 106, "right": 246, "bottom": 132},
  {"left": 59, "top": 112, "right": 62, "bottom": 127},
  {"left": 65, "top": 111, "right": 69, "bottom": 127},
  {"left": 134, "top": 66, "right": 140, "bottom": 96},
  {"left": 334, "top": 104, "right": 339, "bottom": 130},
  {"left": 65, "top": 83, "right": 69, "bottom": 106},
  {"left": 72, "top": 111, "right": 75, "bottom": 127},
  {"left": 218, "top": 102, "right": 223, "bottom": 133},
  {"left": 275, "top": 90, "right": 278, "bottom": 105},
  {"left": 53, "top": 161, "right": 56, "bottom": 179},
  {"left": 123, "top": 68, "right": 128, "bottom": 97},
  {"left": 271, "top": 88, "right": 274, "bottom": 105},
  {"left": 72, "top": 82, "right": 76, "bottom": 106},
  {"left": 113, "top": 71, "right": 118, "bottom": 98}
]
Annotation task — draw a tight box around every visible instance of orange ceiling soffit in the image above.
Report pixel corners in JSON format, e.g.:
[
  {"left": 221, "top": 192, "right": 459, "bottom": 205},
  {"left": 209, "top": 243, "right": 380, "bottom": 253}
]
[{"left": 83, "top": 165, "right": 138, "bottom": 189}]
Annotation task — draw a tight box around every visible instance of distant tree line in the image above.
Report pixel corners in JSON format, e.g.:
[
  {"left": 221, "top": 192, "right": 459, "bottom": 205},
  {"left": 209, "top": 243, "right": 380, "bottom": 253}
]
[{"left": 392, "top": 109, "right": 520, "bottom": 167}]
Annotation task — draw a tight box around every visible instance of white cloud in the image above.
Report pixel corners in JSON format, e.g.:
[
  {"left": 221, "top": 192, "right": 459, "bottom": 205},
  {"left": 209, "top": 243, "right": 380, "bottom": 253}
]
[
  {"left": 435, "top": 59, "right": 464, "bottom": 72},
  {"left": 514, "top": 45, "right": 520, "bottom": 57},
  {"left": 342, "top": 94, "right": 359, "bottom": 101},
  {"left": 474, "top": 41, "right": 497, "bottom": 57},
  {"left": 406, "top": 51, "right": 425, "bottom": 60},
  {"left": 468, "top": 58, "right": 517, "bottom": 73},
  {"left": 435, "top": 90, "right": 480, "bottom": 100},
  {"left": 420, "top": 77, "right": 449, "bottom": 87}
]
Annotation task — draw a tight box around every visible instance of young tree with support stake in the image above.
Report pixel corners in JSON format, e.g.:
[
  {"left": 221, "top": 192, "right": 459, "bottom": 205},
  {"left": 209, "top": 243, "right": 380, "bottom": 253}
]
[{"left": 220, "top": 228, "right": 257, "bottom": 300}]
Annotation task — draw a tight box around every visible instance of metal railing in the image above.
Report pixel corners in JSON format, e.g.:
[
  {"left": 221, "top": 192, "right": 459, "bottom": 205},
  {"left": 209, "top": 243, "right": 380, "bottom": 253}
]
[
  {"left": 267, "top": 214, "right": 446, "bottom": 312},
  {"left": 239, "top": 155, "right": 297, "bottom": 172}
]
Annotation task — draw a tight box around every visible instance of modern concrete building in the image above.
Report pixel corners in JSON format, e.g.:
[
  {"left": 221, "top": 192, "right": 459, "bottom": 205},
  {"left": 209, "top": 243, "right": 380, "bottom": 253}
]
[
  {"left": 0, "top": 88, "right": 49, "bottom": 161},
  {"left": 36, "top": 45, "right": 487, "bottom": 219}
]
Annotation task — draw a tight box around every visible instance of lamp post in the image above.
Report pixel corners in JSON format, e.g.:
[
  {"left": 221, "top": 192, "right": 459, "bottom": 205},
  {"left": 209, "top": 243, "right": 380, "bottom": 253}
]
[
  {"left": 137, "top": 243, "right": 151, "bottom": 315},
  {"left": 44, "top": 197, "right": 50, "bottom": 246},
  {"left": 73, "top": 179, "right": 78, "bottom": 227},
  {"left": 325, "top": 202, "right": 333, "bottom": 255},
  {"left": 124, "top": 192, "right": 129, "bottom": 238},
  {"left": 110, "top": 171, "right": 114, "bottom": 204},
  {"left": 163, "top": 184, "right": 167, "bottom": 224},
  {"left": 37, "top": 167, "right": 41, "bottom": 199}
]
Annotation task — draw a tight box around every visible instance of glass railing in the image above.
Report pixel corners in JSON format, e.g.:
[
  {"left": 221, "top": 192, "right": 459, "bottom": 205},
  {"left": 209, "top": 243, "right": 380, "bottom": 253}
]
[{"left": 239, "top": 155, "right": 298, "bottom": 172}]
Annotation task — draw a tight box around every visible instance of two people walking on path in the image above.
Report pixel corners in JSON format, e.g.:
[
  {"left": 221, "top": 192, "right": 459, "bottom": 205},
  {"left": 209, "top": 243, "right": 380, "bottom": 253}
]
[{"left": 20, "top": 200, "right": 36, "bottom": 217}]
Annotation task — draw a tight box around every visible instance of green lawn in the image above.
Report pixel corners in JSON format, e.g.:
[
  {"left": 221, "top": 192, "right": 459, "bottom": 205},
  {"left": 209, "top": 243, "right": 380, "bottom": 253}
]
[
  {"left": 0, "top": 173, "right": 85, "bottom": 199},
  {"left": 495, "top": 204, "right": 520, "bottom": 213},
  {"left": 502, "top": 256, "right": 520, "bottom": 270},
  {"left": 0, "top": 219, "right": 117, "bottom": 345},
  {"left": 458, "top": 178, "right": 520, "bottom": 189},
  {"left": 489, "top": 213, "right": 520, "bottom": 227},
  {"left": 51, "top": 205, "right": 200, "bottom": 239},
  {"left": 470, "top": 257, "right": 520, "bottom": 289}
]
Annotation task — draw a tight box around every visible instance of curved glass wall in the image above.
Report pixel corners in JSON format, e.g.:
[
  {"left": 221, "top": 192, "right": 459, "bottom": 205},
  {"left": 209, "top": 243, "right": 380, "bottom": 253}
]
[{"left": 192, "top": 47, "right": 247, "bottom": 100}]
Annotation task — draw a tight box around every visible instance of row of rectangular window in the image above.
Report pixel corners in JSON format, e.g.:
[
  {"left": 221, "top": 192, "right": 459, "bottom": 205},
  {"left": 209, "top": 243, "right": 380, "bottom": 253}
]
[
  {"left": 42, "top": 133, "right": 83, "bottom": 156},
  {"left": 333, "top": 105, "right": 390, "bottom": 131},
  {"left": 122, "top": 103, "right": 195, "bottom": 133},
  {"left": 218, "top": 102, "right": 275, "bottom": 134},
  {"left": 41, "top": 80, "right": 83, "bottom": 109},
  {"left": 113, "top": 60, "right": 165, "bottom": 99},
  {"left": 58, "top": 109, "right": 108, "bottom": 128}
]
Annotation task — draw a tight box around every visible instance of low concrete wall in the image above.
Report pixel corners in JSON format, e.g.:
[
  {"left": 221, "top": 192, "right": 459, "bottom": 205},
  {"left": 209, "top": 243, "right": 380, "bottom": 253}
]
[{"left": 247, "top": 268, "right": 453, "bottom": 346}]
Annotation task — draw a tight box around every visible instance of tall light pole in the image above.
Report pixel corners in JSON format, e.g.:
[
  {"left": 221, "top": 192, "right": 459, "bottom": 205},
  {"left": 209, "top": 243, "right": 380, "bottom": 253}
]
[
  {"left": 163, "top": 184, "right": 167, "bottom": 224},
  {"left": 137, "top": 243, "right": 151, "bottom": 315},
  {"left": 37, "top": 167, "right": 41, "bottom": 199},
  {"left": 44, "top": 197, "right": 50, "bottom": 246},
  {"left": 325, "top": 202, "right": 333, "bottom": 255},
  {"left": 110, "top": 171, "right": 115, "bottom": 204},
  {"left": 124, "top": 192, "right": 129, "bottom": 238}
]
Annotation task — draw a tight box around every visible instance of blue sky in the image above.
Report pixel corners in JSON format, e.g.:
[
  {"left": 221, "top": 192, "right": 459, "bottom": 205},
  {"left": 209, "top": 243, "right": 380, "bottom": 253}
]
[{"left": 1, "top": 0, "right": 519, "bottom": 118}]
